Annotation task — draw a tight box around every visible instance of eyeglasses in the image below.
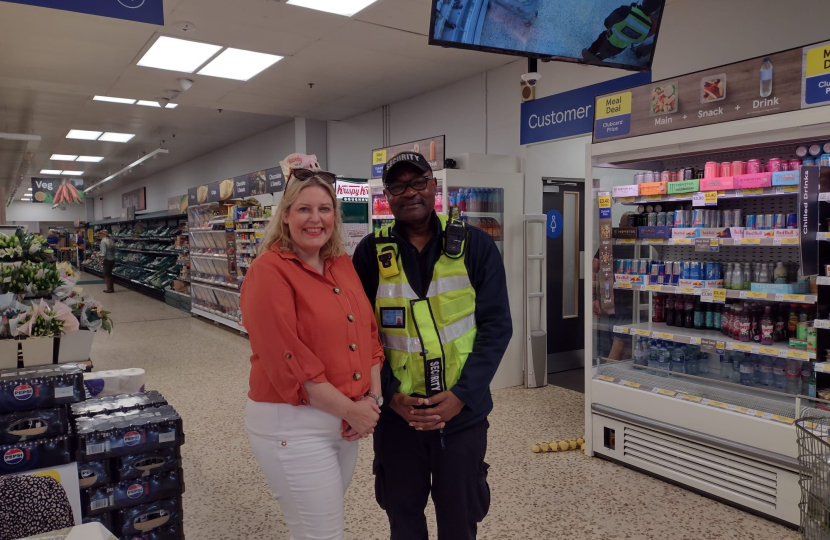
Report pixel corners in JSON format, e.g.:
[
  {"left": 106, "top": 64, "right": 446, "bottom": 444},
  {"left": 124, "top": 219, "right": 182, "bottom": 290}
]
[
  {"left": 288, "top": 168, "right": 336, "bottom": 186},
  {"left": 384, "top": 175, "right": 434, "bottom": 197}
]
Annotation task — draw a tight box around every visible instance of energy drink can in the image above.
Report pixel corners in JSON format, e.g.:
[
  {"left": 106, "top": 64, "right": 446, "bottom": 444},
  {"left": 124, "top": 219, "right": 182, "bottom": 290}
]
[
  {"left": 635, "top": 173, "right": 644, "bottom": 184},
  {"left": 804, "top": 158, "right": 816, "bottom": 166},
  {"left": 690, "top": 261, "right": 702, "bottom": 280},
  {"left": 723, "top": 210, "right": 733, "bottom": 228},
  {"left": 693, "top": 209, "right": 704, "bottom": 227},
  {"left": 704, "top": 262, "right": 716, "bottom": 280},
  {"left": 660, "top": 171, "right": 672, "bottom": 182},
  {"left": 656, "top": 212, "right": 666, "bottom": 226},
  {"left": 732, "top": 161, "right": 745, "bottom": 175},
  {"left": 658, "top": 263, "right": 667, "bottom": 285},
  {"left": 767, "top": 158, "right": 783, "bottom": 172},
  {"left": 638, "top": 259, "right": 649, "bottom": 275},
  {"left": 704, "top": 162, "right": 719, "bottom": 179},
  {"left": 765, "top": 214, "right": 774, "bottom": 230},
  {"left": 684, "top": 168, "right": 694, "bottom": 180},
  {"left": 745, "top": 214, "right": 756, "bottom": 230},
  {"left": 673, "top": 209, "right": 684, "bottom": 228},
  {"left": 747, "top": 159, "right": 761, "bottom": 173},
  {"left": 789, "top": 159, "right": 802, "bottom": 170},
  {"left": 732, "top": 209, "right": 742, "bottom": 229},
  {"left": 774, "top": 214, "right": 786, "bottom": 229},
  {"left": 787, "top": 213, "right": 798, "bottom": 229},
  {"left": 615, "top": 260, "right": 624, "bottom": 274},
  {"left": 627, "top": 214, "right": 638, "bottom": 227},
  {"left": 720, "top": 162, "right": 732, "bottom": 177},
  {"left": 643, "top": 172, "right": 655, "bottom": 183},
  {"left": 647, "top": 212, "right": 657, "bottom": 226},
  {"left": 650, "top": 262, "right": 660, "bottom": 284},
  {"left": 622, "top": 259, "right": 632, "bottom": 274},
  {"left": 671, "top": 261, "right": 681, "bottom": 285},
  {"left": 666, "top": 212, "right": 674, "bottom": 228}
]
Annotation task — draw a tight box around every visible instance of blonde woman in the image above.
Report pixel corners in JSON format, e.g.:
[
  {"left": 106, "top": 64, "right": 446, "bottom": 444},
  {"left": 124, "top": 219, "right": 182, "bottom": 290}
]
[{"left": 240, "top": 170, "right": 383, "bottom": 540}]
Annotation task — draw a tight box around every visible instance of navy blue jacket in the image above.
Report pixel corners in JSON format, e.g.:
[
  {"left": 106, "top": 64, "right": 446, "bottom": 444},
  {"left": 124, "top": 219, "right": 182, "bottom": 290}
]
[{"left": 352, "top": 213, "right": 512, "bottom": 434}]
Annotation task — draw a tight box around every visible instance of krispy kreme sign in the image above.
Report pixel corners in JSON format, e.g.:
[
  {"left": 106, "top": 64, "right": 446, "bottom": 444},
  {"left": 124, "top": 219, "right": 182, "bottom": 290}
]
[{"left": 335, "top": 181, "right": 369, "bottom": 201}]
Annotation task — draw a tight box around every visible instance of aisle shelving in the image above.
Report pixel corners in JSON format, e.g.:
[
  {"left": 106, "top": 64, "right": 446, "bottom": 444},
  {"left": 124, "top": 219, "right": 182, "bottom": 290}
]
[
  {"left": 613, "top": 283, "right": 816, "bottom": 304},
  {"left": 615, "top": 185, "right": 798, "bottom": 205}
]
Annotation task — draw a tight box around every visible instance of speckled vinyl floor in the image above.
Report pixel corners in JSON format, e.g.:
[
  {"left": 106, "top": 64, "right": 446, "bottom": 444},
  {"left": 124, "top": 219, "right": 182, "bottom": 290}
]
[{"left": 85, "top": 276, "right": 798, "bottom": 539}]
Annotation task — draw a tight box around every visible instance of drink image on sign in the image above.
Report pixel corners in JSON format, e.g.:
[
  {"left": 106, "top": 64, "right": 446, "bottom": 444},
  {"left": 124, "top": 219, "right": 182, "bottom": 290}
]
[{"left": 760, "top": 57, "right": 773, "bottom": 98}]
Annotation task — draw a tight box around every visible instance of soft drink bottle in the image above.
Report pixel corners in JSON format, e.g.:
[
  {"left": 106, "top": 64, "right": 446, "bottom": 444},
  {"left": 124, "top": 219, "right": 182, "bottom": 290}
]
[
  {"left": 773, "top": 359, "right": 787, "bottom": 388},
  {"left": 739, "top": 355, "right": 755, "bottom": 386},
  {"left": 760, "top": 57, "right": 773, "bottom": 98},
  {"left": 760, "top": 306, "right": 774, "bottom": 345}
]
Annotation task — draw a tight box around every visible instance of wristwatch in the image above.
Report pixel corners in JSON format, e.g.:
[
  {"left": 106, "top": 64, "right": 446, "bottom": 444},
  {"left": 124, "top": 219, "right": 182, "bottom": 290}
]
[{"left": 366, "top": 392, "right": 384, "bottom": 407}]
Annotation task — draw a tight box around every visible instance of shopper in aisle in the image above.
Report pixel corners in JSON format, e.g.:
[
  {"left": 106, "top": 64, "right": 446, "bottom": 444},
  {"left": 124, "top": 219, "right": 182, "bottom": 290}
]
[
  {"left": 97, "top": 229, "right": 115, "bottom": 293},
  {"left": 46, "top": 229, "right": 59, "bottom": 248},
  {"left": 240, "top": 171, "right": 383, "bottom": 540},
  {"left": 353, "top": 152, "right": 512, "bottom": 540}
]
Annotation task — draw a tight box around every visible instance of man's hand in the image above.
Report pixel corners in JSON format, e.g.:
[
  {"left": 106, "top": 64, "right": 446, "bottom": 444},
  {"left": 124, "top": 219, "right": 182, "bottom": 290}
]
[
  {"left": 593, "top": 299, "right": 602, "bottom": 317},
  {"left": 410, "top": 391, "right": 465, "bottom": 427},
  {"left": 390, "top": 393, "right": 445, "bottom": 432}
]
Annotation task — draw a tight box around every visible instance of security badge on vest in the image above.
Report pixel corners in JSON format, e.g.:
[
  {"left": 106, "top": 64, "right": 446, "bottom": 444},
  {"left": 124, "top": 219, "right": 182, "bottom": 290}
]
[{"left": 374, "top": 215, "right": 478, "bottom": 397}]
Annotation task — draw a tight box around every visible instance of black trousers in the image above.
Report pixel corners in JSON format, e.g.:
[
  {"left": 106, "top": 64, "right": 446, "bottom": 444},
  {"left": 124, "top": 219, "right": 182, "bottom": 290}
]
[{"left": 373, "top": 416, "right": 490, "bottom": 540}]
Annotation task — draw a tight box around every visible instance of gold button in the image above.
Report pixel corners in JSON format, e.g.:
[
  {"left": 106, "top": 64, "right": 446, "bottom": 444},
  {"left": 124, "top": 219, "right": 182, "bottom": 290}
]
[
  {"left": 281, "top": 441, "right": 287, "bottom": 447},
  {"left": 285, "top": 353, "right": 292, "bottom": 359},
  {"left": 333, "top": 287, "right": 341, "bottom": 294},
  {"left": 347, "top": 314, "right": 355, "bottom": 322},
  {"left": 349, "top": 342, "right": 357, "bottom": 351},
  {"left": 353, "top": 371, "right": 362, "bottom": 381}
]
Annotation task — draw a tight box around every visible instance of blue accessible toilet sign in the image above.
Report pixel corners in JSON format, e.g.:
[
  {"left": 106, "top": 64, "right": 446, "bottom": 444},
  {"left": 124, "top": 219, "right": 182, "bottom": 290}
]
[{"left": 546, "top": 210, "right": 563, "bottom": 239}]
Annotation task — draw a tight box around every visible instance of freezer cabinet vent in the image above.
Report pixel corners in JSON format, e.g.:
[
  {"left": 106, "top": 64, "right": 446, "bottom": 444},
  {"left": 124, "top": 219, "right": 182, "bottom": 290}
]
[{"left": 623, "top": 425, "right": 779, "bottom": 506}]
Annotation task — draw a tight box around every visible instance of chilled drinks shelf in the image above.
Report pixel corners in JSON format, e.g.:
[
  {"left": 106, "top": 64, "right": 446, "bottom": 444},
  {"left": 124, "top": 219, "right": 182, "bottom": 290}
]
[{"left": 612, "top": 283, "right": 816, "bottom": 304}]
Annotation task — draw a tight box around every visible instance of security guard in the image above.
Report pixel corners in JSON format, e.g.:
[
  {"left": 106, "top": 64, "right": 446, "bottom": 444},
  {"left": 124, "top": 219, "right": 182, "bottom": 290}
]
[
  {"left": 582, "top": 0, "right": 662, "bottom": 62},
  {"left": 353, "top": 152, "right": 512, "bottom": 540}
]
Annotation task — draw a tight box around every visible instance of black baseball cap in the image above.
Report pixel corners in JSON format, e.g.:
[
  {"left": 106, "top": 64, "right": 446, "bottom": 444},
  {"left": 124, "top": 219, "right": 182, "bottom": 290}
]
[{"left": 382, "top": 152, "right": 432, "bottom": 185}]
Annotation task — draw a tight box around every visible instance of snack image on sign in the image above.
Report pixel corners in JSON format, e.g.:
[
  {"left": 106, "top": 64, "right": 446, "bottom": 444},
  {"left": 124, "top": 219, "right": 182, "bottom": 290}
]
[
  {"left": 196, "top": 186, "right": 208, "bottom": 204},
  {"left": 219, "top": 179, "right": 234, "bottom": 200},
  {"left": 651, "top": 82, "right": 677, "bottom": 115},
  {"left": 701, "top": 73, "right": 726, "bottom": 103},
  {"left": 248, "top": 171, "right": 266, "bottom": 195},
  {"left": 601, "top": 224, "right": 612, "bottom": 238}
]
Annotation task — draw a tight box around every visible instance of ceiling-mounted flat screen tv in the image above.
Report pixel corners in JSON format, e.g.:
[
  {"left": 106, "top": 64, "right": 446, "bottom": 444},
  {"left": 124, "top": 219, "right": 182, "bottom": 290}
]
[{"left": 429, "top": 0, "right": 665, "bottom": 71}]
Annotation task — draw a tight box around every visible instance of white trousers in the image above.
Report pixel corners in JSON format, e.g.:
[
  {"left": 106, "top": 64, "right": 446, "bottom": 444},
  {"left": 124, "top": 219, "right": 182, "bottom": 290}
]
[{"left": 245, "top": 399, "right": 359, "bottom": 540}]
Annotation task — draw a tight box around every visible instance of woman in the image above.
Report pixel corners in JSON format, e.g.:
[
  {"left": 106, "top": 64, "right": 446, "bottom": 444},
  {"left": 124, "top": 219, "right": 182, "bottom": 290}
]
[{"left": 240, "top": 171, "right": 383, "bottom": 540}]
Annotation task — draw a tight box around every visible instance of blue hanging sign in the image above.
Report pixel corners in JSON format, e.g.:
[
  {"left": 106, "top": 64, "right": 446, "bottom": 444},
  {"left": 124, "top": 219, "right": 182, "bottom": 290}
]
[
  {"left": 546, "top": 209, "right": 563, "bottom": 239},
  {"left": 2, "top": 0, "right": 164, "bottom": 25},
  {"left": 521, "top": 72, "right": 651, "bottom": 145}
]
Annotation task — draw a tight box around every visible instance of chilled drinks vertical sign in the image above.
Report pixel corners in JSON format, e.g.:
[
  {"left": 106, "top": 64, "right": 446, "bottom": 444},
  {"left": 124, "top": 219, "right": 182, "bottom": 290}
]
[{"left": 799, "top": 166, "right": 819, "bottom": 276}]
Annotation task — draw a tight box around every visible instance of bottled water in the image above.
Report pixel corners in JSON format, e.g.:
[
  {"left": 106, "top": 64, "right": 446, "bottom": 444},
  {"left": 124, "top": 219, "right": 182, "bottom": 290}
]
[
  {"left": 696, "top": 349, "right": 707, "bottom": 374},
  {"left": 786, "top": 360, "right": 802, "bottom": 395},
  {"left": 739, "top": 355, "right": 755, "bottom": 386},
  {"left": 759, "top": 356, "right": 774, "bottom": 386},
  {"left": 731, "top": 353, "right": 742, "bottom": 384},
  {"left": 670, "top": 344, "right": 686, "bottom": 377},
  {"left": 658, "top": 342, "right": 672, "bottom": 377},
  {"left": 648, "top": 340, "right": 660, "bottom": 375},
  {"left": 720, "top": 354, "right": 733, "bottom": 380},
  {"left": 773, "top": 359, "right": 787, "bottom": 389},
  {"left": 760, "top": 57, "right": 773, "bottom": 98}
]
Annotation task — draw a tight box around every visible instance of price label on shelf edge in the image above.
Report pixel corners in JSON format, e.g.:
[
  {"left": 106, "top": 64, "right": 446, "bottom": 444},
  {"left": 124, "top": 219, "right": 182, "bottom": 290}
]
[
  {"left": 692, "top": 192, "right": 705, "bottom": 207},
  {"left": 699, "top": 288, "right": 714, "bottom": 303},
  {"left": 712, "top": 289, "right": 726, "bottom": 303},
  {"left": 704, "top": 191, "right": 718, "bottom": 205},
  {"left": 746, "top": 291, "right": 767, "bottom": 299},
  {"left": 742, "top": 188, "right": 764, "bottom": 196}
]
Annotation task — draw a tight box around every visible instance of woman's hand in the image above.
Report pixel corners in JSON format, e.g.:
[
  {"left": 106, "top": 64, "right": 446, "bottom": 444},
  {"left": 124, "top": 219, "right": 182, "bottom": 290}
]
[{"left": 343, "top": 398, "right": 380, "bottom": 438}]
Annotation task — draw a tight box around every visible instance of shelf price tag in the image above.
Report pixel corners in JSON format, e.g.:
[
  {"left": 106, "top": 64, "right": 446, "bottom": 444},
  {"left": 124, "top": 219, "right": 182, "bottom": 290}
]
[
  {"left": 717, "top": 191, "right": 727, "bottom": 197},
  {"left": 814, "top": 363, "right": 830, "bottom": 373},
  {"left": 815, "top": 320, "right": 830, "bottom": 330},
  {"left": 682, "top": 394, "right": 703, "bottom": 403},
  {"left": 783, "top": 294, "right": 805, "bottom": 302},
  {"left": 708, "top": 400, "right": 728, "bottom": 409},
  {"left": 743, "top": 188, "right": 764, "bottom": 196},
  {"left": 598, "top": 195, "right": 612, "bottom": 208},
  {"left": 758, "top": 346, "right": 779, "bottom": 356},
  {"left": 619, "top": 197, "right": 636, "bottom": 203},
  {"left": 225, "top": 221, "right": 234, "bottom": 231},
  {"left": 617, "top": 282, "right": 632, "bottom": 289},
  {"left": 788, "top": 350, "right": 810, "bottom": 360},
  {"left": 732, "top": 343, "right": 753, "bottom": 352},
  {"left": 779, "top": 185, "right": 798, "bottom": 193},
  {"left": 646, "top": 285, "right": 662, "bottom": 292},
  {"left": 672, "top": 239, "right": 692, "bottom": 245},
  {"left": 679, "top": 287, "right": 696, "bottom": 294},
  {"left": 780, "top": 238, "right": 799, "bottom": 245},
  {"left": 689, "top": 337, "right": 702, "bottom": 345},
  {"left": 712, "top": 289, "right": 726, "bottom": 303},
  {"left": 620, "top": 239, "right": 636, "bottom": 244},
  {"left": 647, "top": 239, "right": 665, "bottom": 244},
  {"left": 692, "top": 192, "right": 705, "bottom": 207},
  {"left": 653, "top": 388, "right": 677, "bottom": 397},
  {"left": 746, "top": 291, "right": 767, "bottom": 299},
  {"left": 704, "top": 191, "right": 718, "bottom": 205},
  {"left": 598, "top": 375, "right": 615, "bottom": 382},
  {"left": 634, "top": 329, "right": 650, "bottom": 337},
  {"left": 657, "top": 332, "right": 674, "bottom": 340},
  {"left": 623, "top": 381, "right": 641, "bottom": 388},
  {"left": 732, "top": 406, "right": 750, "bottom": 414},
  {"left": 699, "top": 289, "right": 714, "bottom": 303},
  {"left": 741, "top": 238, "right": 761, "bottom": 245},
  {"left": 645, "top": 195, "right": 663, "bottom": 202},
  {"left": 770, "top": 415, "right": 795, "bottom": 424}
]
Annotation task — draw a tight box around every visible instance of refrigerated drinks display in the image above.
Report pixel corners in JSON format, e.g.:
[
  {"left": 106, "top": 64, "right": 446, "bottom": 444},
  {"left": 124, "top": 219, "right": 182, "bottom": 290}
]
[
  {"left": 586, "top": 107, "right": 830, "bottom": 526},
  {"left": 449, "top": 187, "right": 504, "bottom": 255},
  {"left": 371, "top": 187, "right": 444, "bottom": 233}
]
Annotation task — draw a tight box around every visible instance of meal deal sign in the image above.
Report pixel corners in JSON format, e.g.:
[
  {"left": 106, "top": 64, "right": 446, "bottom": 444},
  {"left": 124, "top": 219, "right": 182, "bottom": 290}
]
[{"left": 593, "top": 41, "right": 830, "bottom": 142}]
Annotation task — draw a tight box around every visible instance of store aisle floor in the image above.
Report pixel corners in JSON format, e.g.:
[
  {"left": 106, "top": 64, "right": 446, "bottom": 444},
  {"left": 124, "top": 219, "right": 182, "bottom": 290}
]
[{"left": 86, "top": 277, "right": 798, "bottom": 540}]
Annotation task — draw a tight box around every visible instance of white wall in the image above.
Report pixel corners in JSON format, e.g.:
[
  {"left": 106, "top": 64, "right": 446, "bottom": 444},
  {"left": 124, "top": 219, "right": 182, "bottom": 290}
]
[
  {"left": 327, "top": 108, "right": 382, "bottom": 178},
  {"left": 6, "top": 201, "right": 87, "bottom": 223},
  {"left": 96, "top": 121, "right": 296, "bottom": 219}
]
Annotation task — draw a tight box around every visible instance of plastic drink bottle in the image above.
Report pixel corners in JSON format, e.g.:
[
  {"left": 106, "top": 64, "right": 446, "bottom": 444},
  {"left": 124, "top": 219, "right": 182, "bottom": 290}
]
[
  {"left": 759, "top": 356, "right": 774, "bottom": 386},
  {"left": 686, "top": 348, "right": 698, "bottom": 376},
  {"left": 720, "top": 354, "right": 732, "bottom": 379},
  {"left": 760, "top": 57, "right": 773, "bottom": 98},
  {"left": 739, "top": 355, "right": 755, "bottom": 386},
  {"left": 760, "top": 306, "right": 774, "bottom": 345},
  {"left": 774, "top": 262, "right": 787, "bottom": 284},
  {"left": 658, "top": 342, "right": 672, "bottom": 377},
  {"left": 670, "top": 345, "right": 685, "bottom": 377},
  {"left": 773, "top": 359, "right": 787, "bottom": 388},
  {"left": 786, "top": 360, "right": 802, "bottom": 395},
  {"left": 648, "top": 340, "right": 659, "bottom": 375},
  {"left": 739, "top": 304, "right": 751, "bottom": 342},
  {"left": 742, "top": 263, "right": 752, "bottom": 290}
]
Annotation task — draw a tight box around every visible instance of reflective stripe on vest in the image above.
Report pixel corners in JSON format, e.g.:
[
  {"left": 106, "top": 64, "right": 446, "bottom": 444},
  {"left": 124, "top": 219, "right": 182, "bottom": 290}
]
[
  {"left": 374, "top": 215, "right": 477, "bottom": 396},
  {"left": 608, "top": 7, "right": 651, "bottom": 48}
]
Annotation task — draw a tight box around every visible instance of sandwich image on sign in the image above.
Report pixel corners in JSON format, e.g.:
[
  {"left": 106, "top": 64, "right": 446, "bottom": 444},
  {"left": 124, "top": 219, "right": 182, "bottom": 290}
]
[{"left": 197, "top": 185, "right": 208, "bottom": 204}]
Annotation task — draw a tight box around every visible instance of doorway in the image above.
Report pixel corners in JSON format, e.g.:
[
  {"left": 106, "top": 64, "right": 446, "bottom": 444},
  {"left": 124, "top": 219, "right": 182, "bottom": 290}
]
[{"left": 543, "top": 179, "right": 585, "bottom": 390}]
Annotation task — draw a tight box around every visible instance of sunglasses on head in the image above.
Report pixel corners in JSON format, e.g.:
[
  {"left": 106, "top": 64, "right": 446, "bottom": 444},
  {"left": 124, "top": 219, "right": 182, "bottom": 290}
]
[
  {"left": 288, "top": 168, "right": 337, "bottom": 186},
  {"left": 384, "top": 175, "right": 435, "bottom": 197}
]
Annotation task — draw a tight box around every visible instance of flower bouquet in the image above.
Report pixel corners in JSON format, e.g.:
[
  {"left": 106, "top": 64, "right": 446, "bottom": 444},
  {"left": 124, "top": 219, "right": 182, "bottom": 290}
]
[{"left": 0, "top": 229, "right": 52, "bottom": 263}]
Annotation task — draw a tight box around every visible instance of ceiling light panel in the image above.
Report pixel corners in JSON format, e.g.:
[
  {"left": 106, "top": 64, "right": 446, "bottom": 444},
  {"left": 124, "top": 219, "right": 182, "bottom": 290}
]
[
  {"left": 166, "top": 103, "right": 178, "bottom": 108},
  {"left": 286, "top": 0, "right": 379, "bottom": 16},
  {"left": 40, "top": 170, "right": 62, "bottom": 175},
  {"left": 136, "top": 100, "right": 161, "bottom": 107},
  {"left": 98, "top": 132, "right": 135, "bottom": 143},
  {"left": 137, "top": 36, "right": 222, "bottom": 73},
  {"left": 50, "top": 154, "right": 78, "bottom": 161},
  {"left": 93, "top": 96, "right": 136, "bottom": 104},
  {"left": 76, "top": 156, "right": 104, "bottom": 162},
  {"left": 198, "top": 48, "right": 283, "bottom": 81},
  {"left": 66, "top": 130, "right": 103, "bottom": 140},
  {"left": 61, "top": 171, "right": 84, "bottom": 176}
]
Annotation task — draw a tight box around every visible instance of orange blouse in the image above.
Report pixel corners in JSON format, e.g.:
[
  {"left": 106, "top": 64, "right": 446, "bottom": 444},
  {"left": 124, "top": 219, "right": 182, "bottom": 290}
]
[{"left": 241, "top": 243, "right": 384, "bottom": 406}]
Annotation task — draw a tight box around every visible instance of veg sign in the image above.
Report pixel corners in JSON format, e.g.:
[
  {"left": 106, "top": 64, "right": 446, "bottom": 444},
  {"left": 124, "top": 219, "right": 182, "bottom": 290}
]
[{"left": 31, "top": 178, "right": 85, "bottom": 204}]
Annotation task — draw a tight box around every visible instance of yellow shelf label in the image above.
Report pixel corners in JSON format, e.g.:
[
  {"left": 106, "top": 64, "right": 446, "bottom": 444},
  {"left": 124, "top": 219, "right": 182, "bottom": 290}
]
[
  {"left": 717, "top": 191, "right": 726, "bottom": 196},
  {"left": 656, "top": 389, "right": 677, "bottom": 397},
  {"left": 682, "top": 394, "right": 703, "bottom": 403},
  {"left": 746, "top": 292, "right": 767, "bottom": 299},
  {"left": 741, "top": 238, "right": 761, "bottom": 245},
  {"left": 704, "top": 191, "right": 718, "bottom": 204},
  {"left": 598, "top": 375, "right": 615, "bottom": 382},
  {"left": 598, "top": 196, "right": 612, "bottom": 208},
  {"left": 716, "top": 342, "right": 725, "bottom": 350},
  {"left": 225, "top": 221, "right": 234, "bottom": 229},
  {"left": 708, "top": 400, "right": 728, "bottom": 409},
  {"left": 755, "top": 410, "right": 767, "bottom": 417},
  {"left": 689, "top": 337, "right": 702, "bottom": 345},
  {"left": 733, "top": 406, "right": 749, "bottom": 414},
  {"left": 733, "top": 343, "right": 753, "bottom": 352},
  {"left": 788, "top": 350, "right": 810, "bottom": 360},
  {"left": 646, "top": 285, "right": 662, "bottom": 291},
  {"left": 783, "top": 294, "right": 805, "bottom": 302},
  {"left": 620, "top": 238, "right": 636, "bottom": 244},
  {"left": 623, "top": 381, "right": 641, "bottom": 388},
  {"left": 619, "top": 196, "right": 636, "bottom": 203},
  {"left": 780, "top": 185, "right": 798, "bottom": 193},
  {"left": 254, "top": 231, "right": 264, "bottom": 239},
  {"left": 617, "top": 282, "right": 632, "bottom": 289},
  {"left": 712, "top": 289, "right": 726, "bottom": 302},
  {"left": 645, "top": 194, "right": 664, "bottom": 201},
  {"left": 647, "top": 238, "right": 665, "bottom": 244},
  {"left": 633, "top": 329, "right": 651, "bottom": 337},
  {"left": 780, "top": 238, "right": 799, "bottom": 245},
  {"left": 743, "top": 188, "right": 764, "bottom": 195},
  {"left": 680, "top": 287, "right": 696, "bottom": 294},
  {"left": 657, "top": 332, "right": 674, "bottom": 340},
  {"left": 770, "top": 414, "right": 795, "bottom": 424},
  {"left": 672, "top": 239, "right": 692, "bottom": 245},
  {"left": 620, "top": 327, "right": 630, "bottom": 334},
  {"left": 758, "top": 346, "right": 779, "bottom": 356}
]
